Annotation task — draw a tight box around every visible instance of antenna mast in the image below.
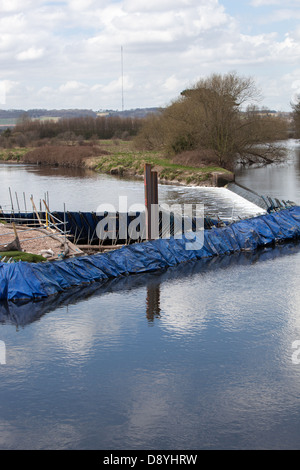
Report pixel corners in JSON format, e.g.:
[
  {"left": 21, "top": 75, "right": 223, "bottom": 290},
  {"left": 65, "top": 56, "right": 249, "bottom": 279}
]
[{"left": 121, "top": 46, "right": 124, "bottom": 112}]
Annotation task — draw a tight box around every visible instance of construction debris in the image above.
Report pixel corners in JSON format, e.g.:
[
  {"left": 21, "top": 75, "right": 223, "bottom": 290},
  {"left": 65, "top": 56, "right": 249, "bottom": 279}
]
[{"left": 0, "top": 223, "right": 84, "bottom": 260}]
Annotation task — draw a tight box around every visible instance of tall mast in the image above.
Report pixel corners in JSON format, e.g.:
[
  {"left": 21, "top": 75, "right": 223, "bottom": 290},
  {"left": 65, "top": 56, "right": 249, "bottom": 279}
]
[{"left": 121, "top": 46, "right": 124, "bottom": 112}]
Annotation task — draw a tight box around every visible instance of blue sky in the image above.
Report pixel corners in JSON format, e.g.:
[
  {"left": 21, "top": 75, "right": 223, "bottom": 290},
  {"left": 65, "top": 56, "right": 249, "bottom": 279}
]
[{"left": 0, "top": 0, "right": 300, "bottom": 111}]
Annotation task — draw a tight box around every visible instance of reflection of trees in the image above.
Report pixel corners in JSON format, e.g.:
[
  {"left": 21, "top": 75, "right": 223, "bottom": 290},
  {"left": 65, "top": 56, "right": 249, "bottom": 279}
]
[
  {"left": 295, "top": 148, "right": 300, "bottom": 173},
  {"left": 146, "top": 284, "right": 161, "bottom": 323},
  {"left": 26, "top": 166, "right": 97, "bottom": 179}
]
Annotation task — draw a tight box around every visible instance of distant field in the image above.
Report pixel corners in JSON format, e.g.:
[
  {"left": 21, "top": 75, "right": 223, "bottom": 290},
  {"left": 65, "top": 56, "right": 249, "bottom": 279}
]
[
  {"left": 0, "top": 118, "right": 17, "bottom": 127},
  {"left": 0, "top": 116, "right": 62, "bottom": 128},
  {"left": 32, "top": 116, "right": 61, "bottom": 122}
]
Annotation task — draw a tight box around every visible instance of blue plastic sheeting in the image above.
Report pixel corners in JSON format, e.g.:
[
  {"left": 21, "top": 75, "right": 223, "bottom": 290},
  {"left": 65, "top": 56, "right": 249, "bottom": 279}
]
[{"left": 1, "top": 206, "right": 300, "bottom": 301}]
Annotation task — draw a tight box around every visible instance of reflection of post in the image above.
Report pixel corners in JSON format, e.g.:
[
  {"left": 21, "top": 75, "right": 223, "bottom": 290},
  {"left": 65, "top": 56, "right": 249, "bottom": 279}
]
[
  {"left": 146, "top": 284, "right": 161, "bottom": 323},
  {"left": 0, "top": 341, "right": 6, "bottom": 365}
]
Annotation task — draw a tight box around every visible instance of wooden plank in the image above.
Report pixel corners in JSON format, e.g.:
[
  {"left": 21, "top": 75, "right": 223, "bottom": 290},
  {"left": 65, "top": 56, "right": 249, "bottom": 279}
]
[{"left": 30, "top": 196, "right": 43, "bottom": 226}]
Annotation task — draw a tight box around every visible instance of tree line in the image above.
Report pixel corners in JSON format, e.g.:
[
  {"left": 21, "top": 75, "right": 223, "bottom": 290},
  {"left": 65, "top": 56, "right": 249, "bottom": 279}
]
[
  {"left": 0, "top": 108, "right": 97, "bottom": 120},
  {"left": 0, "top": 72, "right": 298, "bottom": 171},
  {"left": 134, "top": 72, "right": 292, "bottom": 169},
  {"left": 0, "top": 114, "right": 143, "bottom": 147}
]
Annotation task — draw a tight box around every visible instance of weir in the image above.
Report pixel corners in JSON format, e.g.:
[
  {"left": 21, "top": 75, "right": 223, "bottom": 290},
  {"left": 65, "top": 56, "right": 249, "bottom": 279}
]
[
  {"left": 226, "top": 182, "right": 296, "bottom": 212},
  {"left": 0, "top": 165, "right": 299, "bottom": 301},
  {"left": 0, "top": 203, "right": 299, "bottom": 301}
]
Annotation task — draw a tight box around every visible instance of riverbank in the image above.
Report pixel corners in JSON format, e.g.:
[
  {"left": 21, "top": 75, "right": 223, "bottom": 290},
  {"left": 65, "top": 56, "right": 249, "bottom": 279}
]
[{"left": 0, "top": 140, "right": 234, "bottom": 187}]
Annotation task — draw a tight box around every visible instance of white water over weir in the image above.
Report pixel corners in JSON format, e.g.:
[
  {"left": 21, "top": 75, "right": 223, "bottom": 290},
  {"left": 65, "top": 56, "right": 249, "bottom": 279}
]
[{"left": 203, "top": 186, "right": 266, "bottom": 221}]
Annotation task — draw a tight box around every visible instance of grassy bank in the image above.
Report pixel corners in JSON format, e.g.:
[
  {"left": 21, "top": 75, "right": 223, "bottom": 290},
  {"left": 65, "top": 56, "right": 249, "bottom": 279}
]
[
  {"left": 0, "top": 140, "right": 233, "bottom": 186},
  {"left": 0, "top": 251, "right": 47, "bottom": 263},
  {"left": 88, "top": 140, "right": 233, "bottom": 186},
  {"left": 0, "top": 147, "right": 32, "bottom": 162}
]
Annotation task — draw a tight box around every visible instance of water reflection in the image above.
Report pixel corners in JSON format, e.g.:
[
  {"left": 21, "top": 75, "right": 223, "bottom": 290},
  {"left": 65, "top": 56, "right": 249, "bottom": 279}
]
[
  {"left": 295, "top": 147, "right": 300, "bottom": 173},
  {"left": 1, "top": 142, "right": 300, "bottom": 450},
  {"left": 1, "top": 241, "right": 300, "bottom": 328},
  {"left": 235, "top": 139, "right": 300, "bottom": 204},
  {"left": 146, "top": 284, "right": 161, "bottom": 323},
  {"left": 25, "top": 164, "right": 98, "bottom": 179},
  {"left": 1, "top": 162, "right": 266, "bottom": 219}
]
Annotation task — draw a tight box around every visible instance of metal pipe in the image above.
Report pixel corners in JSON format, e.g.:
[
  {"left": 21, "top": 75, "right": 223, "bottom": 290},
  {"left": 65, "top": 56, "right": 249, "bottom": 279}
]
[
  {"left": 0, "top": 224, "right": 70, "bottom": 237},
  {"left": 64, "top": 203, "right": 67, "bottom": 244},
  {"left": 8, "top": 187, "right": 14, "bottom": 212},
  {"left": 23, "top": 192, "right": 27, "bottom": 212},
  {"left": 15, "top": 192, "right": 20, "bottom": 212}
]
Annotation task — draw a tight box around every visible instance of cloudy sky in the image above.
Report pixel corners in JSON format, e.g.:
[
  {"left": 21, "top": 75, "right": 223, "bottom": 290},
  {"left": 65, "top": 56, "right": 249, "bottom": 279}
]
[{"left": 0, "top": 0, "right": 300, "bottom": 111}]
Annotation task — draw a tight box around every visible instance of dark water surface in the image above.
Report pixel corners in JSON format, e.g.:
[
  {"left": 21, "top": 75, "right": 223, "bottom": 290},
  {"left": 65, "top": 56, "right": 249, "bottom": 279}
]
[{"left": 0, "top": 140, "right": 300, "bottom": 450}]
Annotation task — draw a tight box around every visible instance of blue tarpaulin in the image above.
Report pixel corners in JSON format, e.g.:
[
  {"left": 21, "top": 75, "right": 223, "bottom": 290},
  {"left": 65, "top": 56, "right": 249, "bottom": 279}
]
[{"left": 0, "top": 206, "right": 300, "bottom": 301}]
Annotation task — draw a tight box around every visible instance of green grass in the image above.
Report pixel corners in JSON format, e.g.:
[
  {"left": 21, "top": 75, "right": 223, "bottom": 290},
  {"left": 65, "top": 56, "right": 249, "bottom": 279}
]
[
  {"left": 0, "top": 138, "right": 233, "bottom": 186},
  {"left": 0, "top": 251, "right": 48, "bottom": 263},
  {"left": 95, "top": 140, "right": 231, "bottom": 185},
  {"left": 0, "top": 147, "right": 32, "bottom": 162}
]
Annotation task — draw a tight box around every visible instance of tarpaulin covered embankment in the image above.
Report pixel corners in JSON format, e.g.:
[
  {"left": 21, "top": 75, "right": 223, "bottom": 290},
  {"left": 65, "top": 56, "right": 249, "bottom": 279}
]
[{"left": 1, "top": 206, "right": 300, "bottom": 301}]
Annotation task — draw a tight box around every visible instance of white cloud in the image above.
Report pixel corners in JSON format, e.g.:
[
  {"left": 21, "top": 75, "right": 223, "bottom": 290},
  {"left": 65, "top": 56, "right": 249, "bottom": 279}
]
[
  {"left": 67, "top": 0, "right": 97, "bottom": 11},
  {"left": 250, "top": 0, "right": 299, "bottom": 5},
  {"left": 282, "top": 71, "right": 300, "bottom": 105},
  {"left": 0, "top": 0, "right": 35, "bottom": 12},
  {"left": 250, "top": 0, "right": 281, "bottom": 5},
  {"left": 0, "top": 0, "right": 299, "bottom": 110},
  {"left": 59, "top": 81, "right": 87, "bottom": 92},
  {"left": 0, "top": 13, "right": 26, "bottom": 34},
  {"left": 101, "top": 75, "right": 133, "bottom": 93},
  {"left": 0, "top": 82, "right": 6, "bottom": 105},
  {"left": 163, "top": 75, "right": 182, "bottom": 93},
  {"left": 16, "top": 47, "right": 45, "bottom": 61}
]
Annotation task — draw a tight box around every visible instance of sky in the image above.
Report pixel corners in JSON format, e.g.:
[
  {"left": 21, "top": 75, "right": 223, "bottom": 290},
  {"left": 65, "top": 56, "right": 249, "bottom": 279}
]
[{"left": 0, "top": 0, "right": 300, "bottom": 112}]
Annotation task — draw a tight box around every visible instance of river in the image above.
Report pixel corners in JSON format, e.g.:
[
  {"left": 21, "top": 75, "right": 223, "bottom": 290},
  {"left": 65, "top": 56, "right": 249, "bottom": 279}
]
[{"left": 0, "top": 140, "right": 300, "bottom": 450}]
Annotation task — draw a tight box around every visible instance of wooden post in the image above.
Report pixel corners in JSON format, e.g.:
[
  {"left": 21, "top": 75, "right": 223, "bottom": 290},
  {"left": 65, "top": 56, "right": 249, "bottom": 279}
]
[
  {"left": 144, "top": 164, "right": 159, "bottom": 240},
  {"left": 151, "top": 171, "right": 158, "bottom": 205},
  {"left": 43, "top": 199, "right": 59, "bottom": 232},
  {"left": 30, "top": 196, "right": 43, "bottom": 226},
  {"left": 144, "top": 163, "right": 152, "bottom": 240},
  {"left": 12, "top": 222, "right": 18, "bottom": 240},
  {"left": 150, "top": 170, "right": 159, "bottom": 239},
  {"left": 12, "top": 223, "right": 22, "bottom": 251}
]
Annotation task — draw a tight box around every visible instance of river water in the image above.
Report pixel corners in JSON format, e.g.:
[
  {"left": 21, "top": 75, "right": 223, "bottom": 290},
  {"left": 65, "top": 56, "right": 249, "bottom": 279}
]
[{"left": 0, "top": 140, "right": 300, "bottom": 450}]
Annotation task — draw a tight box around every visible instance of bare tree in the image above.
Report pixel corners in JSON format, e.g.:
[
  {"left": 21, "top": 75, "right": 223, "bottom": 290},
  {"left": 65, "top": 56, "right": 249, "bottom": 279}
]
[{"left": 135, "top": 72, "right": 288, "bottom": 169}]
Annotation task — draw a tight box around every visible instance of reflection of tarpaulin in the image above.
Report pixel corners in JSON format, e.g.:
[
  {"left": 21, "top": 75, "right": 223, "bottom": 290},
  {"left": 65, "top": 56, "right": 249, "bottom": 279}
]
[
  {"left": 1, "top": 240, "right": 300, "bottom": 327},
  {"left": 0, "top": 206, "right": 300, "bottom": 301}
]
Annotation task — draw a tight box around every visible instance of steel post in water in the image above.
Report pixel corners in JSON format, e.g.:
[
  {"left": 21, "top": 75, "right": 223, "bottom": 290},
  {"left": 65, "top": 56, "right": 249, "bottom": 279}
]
[
  {"left": 144, "top": 164, "right": 152, "bottom": 240},
  {"left": 151, "top": 171, "right": 158, "bottom": 206},
  {"left": 144, "top": 164, "right": 159, "bottom": 240},
  {"left": 150, "top": 170, "right": 159, "bottom": 240}
]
